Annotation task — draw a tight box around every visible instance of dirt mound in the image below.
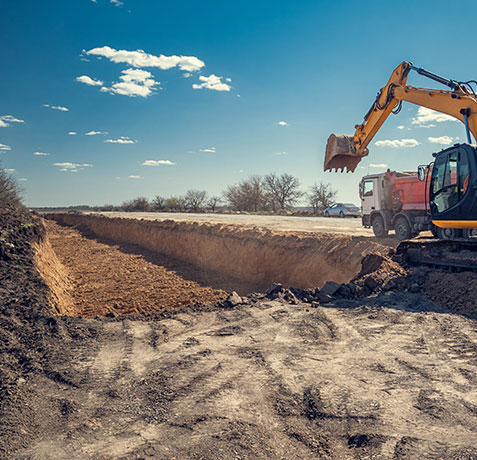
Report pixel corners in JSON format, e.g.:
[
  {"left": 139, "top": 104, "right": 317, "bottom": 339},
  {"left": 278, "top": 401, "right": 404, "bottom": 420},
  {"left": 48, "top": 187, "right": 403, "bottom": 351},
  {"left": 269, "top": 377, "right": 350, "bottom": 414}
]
[
  {"left": 425, "top": 271, "right": 477, "bottom": 316},
  {"left": 0, "top": 210, "right": 102, "bottom": 455}
]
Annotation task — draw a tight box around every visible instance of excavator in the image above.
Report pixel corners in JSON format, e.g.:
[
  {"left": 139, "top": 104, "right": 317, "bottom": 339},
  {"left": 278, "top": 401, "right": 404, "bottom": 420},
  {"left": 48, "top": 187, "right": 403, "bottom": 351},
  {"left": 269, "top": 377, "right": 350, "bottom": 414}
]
[{"left": 324, "top": 61, "right": 477, "bottom": 269}]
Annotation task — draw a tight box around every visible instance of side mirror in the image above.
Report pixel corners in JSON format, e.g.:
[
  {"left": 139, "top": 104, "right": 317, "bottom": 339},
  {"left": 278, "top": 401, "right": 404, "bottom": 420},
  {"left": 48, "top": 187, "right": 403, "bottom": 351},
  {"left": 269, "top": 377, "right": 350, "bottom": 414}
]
[{"left": 417, "top": 165, "right": 426, "bottom": 181}]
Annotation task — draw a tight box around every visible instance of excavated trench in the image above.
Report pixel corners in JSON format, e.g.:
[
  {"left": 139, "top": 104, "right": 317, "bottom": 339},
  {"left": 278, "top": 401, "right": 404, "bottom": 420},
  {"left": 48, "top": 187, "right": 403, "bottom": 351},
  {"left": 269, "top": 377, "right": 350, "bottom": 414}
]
[{"left": 39, "top": 213, "right": 394, "bottom": 317}]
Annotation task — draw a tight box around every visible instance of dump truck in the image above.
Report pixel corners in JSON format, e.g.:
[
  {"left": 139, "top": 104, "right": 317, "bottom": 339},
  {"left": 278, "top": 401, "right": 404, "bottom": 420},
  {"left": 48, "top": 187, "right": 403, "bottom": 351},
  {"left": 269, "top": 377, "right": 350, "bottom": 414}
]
[{"left": 360, "top": 170, "right": 432, "bottom": 240}]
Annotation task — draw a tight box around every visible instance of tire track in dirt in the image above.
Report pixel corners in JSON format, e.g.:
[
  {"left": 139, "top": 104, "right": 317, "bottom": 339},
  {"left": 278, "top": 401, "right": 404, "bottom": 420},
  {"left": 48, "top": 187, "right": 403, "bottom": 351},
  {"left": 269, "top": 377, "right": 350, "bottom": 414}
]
[{"left": 10, "top": 295, "right": 477, "bottom": 459}]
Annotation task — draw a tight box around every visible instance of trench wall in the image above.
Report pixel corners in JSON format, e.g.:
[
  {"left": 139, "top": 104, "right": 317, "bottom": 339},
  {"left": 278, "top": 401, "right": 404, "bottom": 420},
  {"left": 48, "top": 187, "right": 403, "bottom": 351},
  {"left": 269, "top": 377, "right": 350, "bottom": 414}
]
[
  {"left": 45, "top": 213, "right": 389, "bottom": 289},
  {"left": 33, "top": 228, "right": 75, "bottom": 315}
]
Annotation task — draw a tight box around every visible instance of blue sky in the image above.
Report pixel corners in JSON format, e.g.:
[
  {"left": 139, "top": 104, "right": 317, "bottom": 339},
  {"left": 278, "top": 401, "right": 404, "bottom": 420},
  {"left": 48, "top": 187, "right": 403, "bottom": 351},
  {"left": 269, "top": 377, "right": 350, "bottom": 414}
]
[{"left": 1, "top": 0, "right": 477, "bottom": 207}]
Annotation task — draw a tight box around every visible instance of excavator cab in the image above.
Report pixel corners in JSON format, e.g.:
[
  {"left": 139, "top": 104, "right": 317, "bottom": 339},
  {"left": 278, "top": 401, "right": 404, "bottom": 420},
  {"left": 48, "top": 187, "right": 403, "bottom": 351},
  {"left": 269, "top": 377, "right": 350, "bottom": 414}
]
[{"left": 428, "top": 144, "right": 477, "bottom": 233}]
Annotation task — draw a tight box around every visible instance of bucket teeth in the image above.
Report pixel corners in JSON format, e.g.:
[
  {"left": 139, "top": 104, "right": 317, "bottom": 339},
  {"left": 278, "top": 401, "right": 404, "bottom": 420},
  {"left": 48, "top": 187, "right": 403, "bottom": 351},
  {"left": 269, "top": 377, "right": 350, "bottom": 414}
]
[{"left": 324, "top": 134, "right": 368, "bottom": 173}]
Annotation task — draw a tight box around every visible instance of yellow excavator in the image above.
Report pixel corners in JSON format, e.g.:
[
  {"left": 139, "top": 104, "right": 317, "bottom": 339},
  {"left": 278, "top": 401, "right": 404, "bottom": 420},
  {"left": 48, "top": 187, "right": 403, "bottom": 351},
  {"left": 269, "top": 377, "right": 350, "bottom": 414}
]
[
  {"left": 324, "top": 62, "right": 477, "bottom": 268},
  {"left": 325, "top": 61, "right": 477, "bottom": 232}
]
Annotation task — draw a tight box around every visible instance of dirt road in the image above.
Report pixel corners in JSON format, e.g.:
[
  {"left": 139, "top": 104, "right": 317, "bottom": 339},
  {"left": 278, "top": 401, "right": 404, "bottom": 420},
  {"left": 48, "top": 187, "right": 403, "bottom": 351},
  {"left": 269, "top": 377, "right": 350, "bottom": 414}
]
[
  {"left": 94, "top": 211, "right": 376, "bottom": 236},
  {"left": 12, "top": 293, "right": 477, "bottom": 459}
]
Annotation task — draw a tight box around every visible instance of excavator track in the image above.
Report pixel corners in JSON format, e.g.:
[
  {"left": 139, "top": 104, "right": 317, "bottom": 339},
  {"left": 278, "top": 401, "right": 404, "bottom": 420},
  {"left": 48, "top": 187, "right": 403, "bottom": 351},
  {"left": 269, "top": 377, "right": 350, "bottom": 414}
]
[{"left": 396, "top": 239, "right": 477, "bottom": 271}]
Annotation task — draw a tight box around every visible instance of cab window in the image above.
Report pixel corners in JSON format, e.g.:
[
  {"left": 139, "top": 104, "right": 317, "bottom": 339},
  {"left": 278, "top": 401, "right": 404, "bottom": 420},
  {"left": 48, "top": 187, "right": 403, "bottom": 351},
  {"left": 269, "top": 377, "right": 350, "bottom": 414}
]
[
  {"left": 363, "top": 180, "right": 373, "bottom": 197},
  {"left": 430, "top": 149, "right": 468, "bottom": 213}
]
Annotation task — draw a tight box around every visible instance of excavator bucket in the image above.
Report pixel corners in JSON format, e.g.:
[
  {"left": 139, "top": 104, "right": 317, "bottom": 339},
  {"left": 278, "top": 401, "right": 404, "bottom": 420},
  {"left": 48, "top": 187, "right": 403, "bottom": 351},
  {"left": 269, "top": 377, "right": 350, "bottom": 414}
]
[{"left": 324, "top": 134, "right": 369, "bottom": 173}]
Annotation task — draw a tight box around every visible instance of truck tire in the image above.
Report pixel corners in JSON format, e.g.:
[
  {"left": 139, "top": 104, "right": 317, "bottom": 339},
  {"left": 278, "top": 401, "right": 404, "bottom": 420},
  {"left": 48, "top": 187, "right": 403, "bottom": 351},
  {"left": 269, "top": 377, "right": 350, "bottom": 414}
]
[
  {"left": 339, "top": 211, "right": 345, "bottom": 218},
  {"left": 324, "top": 211, "right": 329, "bottom": 217},
  {"left": 394, "top": 216, "right": 412, "bottom": 241},
  {"left": 372, "top": 215, "right": 388, "bottom": 238}
]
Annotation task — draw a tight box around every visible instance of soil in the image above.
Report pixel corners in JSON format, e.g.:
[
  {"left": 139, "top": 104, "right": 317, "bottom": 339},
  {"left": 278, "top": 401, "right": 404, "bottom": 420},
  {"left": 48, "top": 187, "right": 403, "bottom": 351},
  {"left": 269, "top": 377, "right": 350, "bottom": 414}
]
[
  {"left": 44, "top": 220, "right": 229, "bottom": 317},
  {"left": 1, "top": 211, "right": 477, "bottom": 459}
]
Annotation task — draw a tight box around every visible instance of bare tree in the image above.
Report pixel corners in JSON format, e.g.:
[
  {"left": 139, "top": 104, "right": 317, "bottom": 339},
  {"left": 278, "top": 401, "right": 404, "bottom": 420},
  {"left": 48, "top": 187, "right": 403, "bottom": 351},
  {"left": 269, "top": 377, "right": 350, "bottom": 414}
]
[
  {"left": 151, "top": 195, "right": 166, "bottom": 211},
  {"left": 263, "top": 173, "right": 304, "bottom": 211},
  {"left": 121, "top": 197, "right": 150, "bottom": 212},
  {"left": 225, "top": 175, "right": 268, "bottom": 212},
  {"left": 207, "top": 196, "right": 222, "bottom": 212},
  {"left": 185, "top": 189, "right": 208, "bottom": 212},
  {"left": 0, "top": 167, "right": 22, "bottom": 210},
  {"left": 308, "top": 182, "right": 337, "bottom": 214},
  {"left": 165, "top": 196, "right": 187, "bottom": 212}
]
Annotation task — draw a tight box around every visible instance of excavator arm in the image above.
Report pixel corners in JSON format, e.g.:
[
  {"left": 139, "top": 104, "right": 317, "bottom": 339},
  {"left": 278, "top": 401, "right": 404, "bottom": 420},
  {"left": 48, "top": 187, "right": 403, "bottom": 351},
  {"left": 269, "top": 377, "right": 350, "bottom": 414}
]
[{"left": 324, "top": 61, "right": 477, "bottom": 172}]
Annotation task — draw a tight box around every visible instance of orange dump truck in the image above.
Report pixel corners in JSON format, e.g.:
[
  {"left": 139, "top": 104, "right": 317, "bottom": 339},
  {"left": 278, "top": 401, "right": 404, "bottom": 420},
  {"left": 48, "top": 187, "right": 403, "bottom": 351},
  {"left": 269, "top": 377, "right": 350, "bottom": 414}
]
[{"left": 360, "top": 170, "right": 432, "bottom": 240}]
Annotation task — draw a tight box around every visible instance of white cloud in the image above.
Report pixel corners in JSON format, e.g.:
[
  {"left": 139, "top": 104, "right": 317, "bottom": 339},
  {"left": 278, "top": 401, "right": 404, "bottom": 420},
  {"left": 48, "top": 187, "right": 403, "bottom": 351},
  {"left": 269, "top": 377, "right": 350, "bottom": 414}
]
[
  {"left": 277, "top": 121, "right": 288, "bottom": 126},
  {"left": 0, "top": 144, "right": 11, "bottom": 151},
  {"left": 417, "top": 124, "right": 436, "bottom": 129},
  {"left": 43, "top": 104, "right": 69, "bottom": 112},
  {"left": 183, "top": 73, "right": 192, "bottom": 78},
  {"left": 110, "top": 0, "right": 123, "bottom": 6},
  {"left": 18, "top": 178, "right": 28, "bottom": 182},
  {"left": 105, "top": 136, "right": 136, "bottom": 144},
  {"left": 428, "top": 136, "right": 454, "bottom": 145},
  {"left": 102, "top": 68, "right": 159, "bottom": 97},
  {"left": 274, "top": 151, "right": 288, "bottom": 155},
  {"left": 369, "top": 163, "right": 388, "bottom": 168},
  {"left": 412, "top": 107, "right": 457, "bottom": 125},
  {"left": 53, "top": 162, "right": 93, "bottom": 172},
  {"left": 34, "top": 151, "right": 50, "bottom": 156},
  {"left": 68, "top": 131, "right": 77, "bottom": 135},
  {"left": 397, "top": 125, "right": 405, "bottom": 130},
  {"left": 375, "top": 138, "right": 420, "bottom": 148},
  {"left": 0, "top": 115, "right": 24, "bottom": 127},
  {"left": 192, "top": 74, "right": 231, "bottom": 92},
  {"left": 141, "top": 160, "right": 175, "bottom": 166},
  {"left": 86, "top": 46, "right": 205, "bottom": 72},
  {"left": 200, "top": 147, "right": 216, "bottom": 153},
  {"left": 128, "top": 175, "right": 142, "bottom": 179},
  {"left": 85, "top": 130, "right": 108, "bottom": 136},
  {"left": 76, "top": 75, "right": 103, "bottom": 86},
  {"left": 4, "top": 168, "right": 15, "bottom": 172},
  {"left": 225, "top": 77, "right": 232, "bottom": 82}
]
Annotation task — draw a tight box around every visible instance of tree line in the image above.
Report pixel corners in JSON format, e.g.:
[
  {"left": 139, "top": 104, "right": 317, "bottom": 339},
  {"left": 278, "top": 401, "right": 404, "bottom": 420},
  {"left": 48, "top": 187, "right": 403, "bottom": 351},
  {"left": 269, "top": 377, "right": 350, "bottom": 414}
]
[{"left": 97, "top": 173, "right": 337, "bottom": 215}]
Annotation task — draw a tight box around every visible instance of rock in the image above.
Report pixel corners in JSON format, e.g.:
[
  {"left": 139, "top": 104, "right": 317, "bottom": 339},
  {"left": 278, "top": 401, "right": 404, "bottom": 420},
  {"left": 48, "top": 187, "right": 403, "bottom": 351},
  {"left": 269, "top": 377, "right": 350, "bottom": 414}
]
[
  {"left": 227, "top": 291, "right": 242, "bottom": 306},
  {"left": 410, "top": 283, "right": 420, "bottom": 293},
  {"left": 320, "top": 281, "right": 342, "bottom": 297},
  {"left": 317, "top": 293, "right": 333, "bottom": 303},
  {"left": 364, "top": 277, "right": 378, "bottom": 291},
  {"left": 105, "top": 311, "right": 117, "bottom": 318},
  {"left": 17, "top": 378, "right": 26, "bottom": 385},
  {"left": 266, "top": 282, "right": 284, "bottom": 299},
  {"left": 311, "top": 301, "right": 320, "bottom": 308},
  {"left": 283, "top": 290, "right": 298, "bottom": 305}
]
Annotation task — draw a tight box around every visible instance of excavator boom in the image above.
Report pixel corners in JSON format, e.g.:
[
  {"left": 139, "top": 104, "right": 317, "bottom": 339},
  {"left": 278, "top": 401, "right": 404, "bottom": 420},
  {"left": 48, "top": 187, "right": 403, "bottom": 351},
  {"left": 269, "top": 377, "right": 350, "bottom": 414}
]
[{"left": 324, "top": 62, "right": 477, "bottom": 172}]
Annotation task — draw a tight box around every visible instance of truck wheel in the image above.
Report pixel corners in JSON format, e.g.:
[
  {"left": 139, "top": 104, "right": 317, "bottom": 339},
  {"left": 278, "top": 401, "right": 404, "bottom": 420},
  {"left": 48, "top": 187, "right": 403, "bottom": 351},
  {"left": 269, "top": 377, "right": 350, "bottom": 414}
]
[
  {"left": 324, "top": 211, "right": 329, "bottom": 217},
  {"left": 372, "top": 215, "right": 388, "bottom": 238},
  {"left": 339, "top": 211, "right": 345, "bottom": 218},
  {"left": 394, "top": 216, "right": 412, "bottom": 241},
  {"left": 437, "top": 227, "right": 462, "bottom": 240}
]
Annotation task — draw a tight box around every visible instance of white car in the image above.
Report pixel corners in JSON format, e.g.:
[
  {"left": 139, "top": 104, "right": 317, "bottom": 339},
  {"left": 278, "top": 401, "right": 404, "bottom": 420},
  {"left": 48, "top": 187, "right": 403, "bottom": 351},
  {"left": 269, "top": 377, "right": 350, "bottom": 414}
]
[{"left": 324, "top": 203, "right": 361, "bottom": 218}]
